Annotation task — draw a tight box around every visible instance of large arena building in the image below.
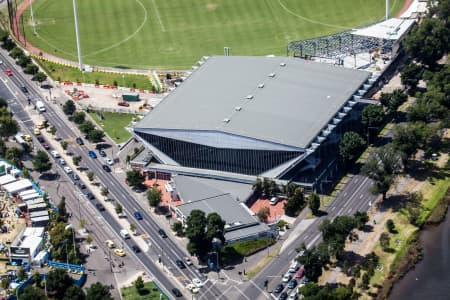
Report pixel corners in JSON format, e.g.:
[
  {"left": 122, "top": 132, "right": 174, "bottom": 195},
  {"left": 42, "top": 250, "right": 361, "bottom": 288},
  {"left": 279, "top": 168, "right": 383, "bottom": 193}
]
[{"left": 133, "top": 56, "right": 378, "bottom": 190}]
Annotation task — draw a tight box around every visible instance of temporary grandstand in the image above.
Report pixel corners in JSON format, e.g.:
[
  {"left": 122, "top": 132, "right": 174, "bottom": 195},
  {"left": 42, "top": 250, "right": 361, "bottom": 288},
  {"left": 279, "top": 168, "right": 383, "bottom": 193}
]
[{"left": 134, "top": 56, "right": 378, "bottom": 190}]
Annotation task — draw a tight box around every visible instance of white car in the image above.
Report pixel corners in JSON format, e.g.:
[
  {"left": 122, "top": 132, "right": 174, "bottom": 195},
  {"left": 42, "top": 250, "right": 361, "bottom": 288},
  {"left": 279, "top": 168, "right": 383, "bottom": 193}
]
[
  {"left": 184, "top": 256, "right": 193, "bottom": 266},
  {"left": 105, "top": 158, "right": 114, "bottom": 165},
  {"left": 63, "top": 166, "right": 73, "bottom": 174},
  {"left": 59, "top": 158, "right": 66, "bottom": 165},
  {"left": 50, "top": 150, "right": 60, "bottom": 158},
  {"left": 192, "top": 278, "right": 204, "bottom": 288},
  {"left": 185, "top": 283, "right": 200, "bottom": 294},
  {"left": 282, "top": 272, "right": 292, "bottom": 283},
  {"left": 288, "top": 291, "right": 298, "bottom": 300}
]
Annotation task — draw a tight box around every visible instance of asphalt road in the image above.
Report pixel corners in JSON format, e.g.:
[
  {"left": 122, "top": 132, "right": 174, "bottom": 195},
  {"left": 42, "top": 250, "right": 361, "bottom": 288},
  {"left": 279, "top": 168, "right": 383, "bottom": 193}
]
[
  {"left": 0, "top": 50, "right": 379, "bottom": 300},
  {"left": 0, "top": 51, "right": 224, "bottom": 299}
]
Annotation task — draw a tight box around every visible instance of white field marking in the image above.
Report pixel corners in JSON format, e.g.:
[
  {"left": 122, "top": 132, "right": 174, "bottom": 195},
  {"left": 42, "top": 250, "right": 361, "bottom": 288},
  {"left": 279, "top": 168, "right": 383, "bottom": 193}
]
[
  {"left": 85, "top": 0, "right": 149, "bottom": 57},
  {"left": 277, "top": 0, "right": 349, "bottom": 30},
  {"left": 151, "top": 0, "right": 166, "bottom": 32}
]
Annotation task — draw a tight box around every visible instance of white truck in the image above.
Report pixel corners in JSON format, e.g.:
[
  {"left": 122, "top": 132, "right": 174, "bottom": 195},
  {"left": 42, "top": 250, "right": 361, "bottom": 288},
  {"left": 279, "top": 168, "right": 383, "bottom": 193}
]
[{"left": 36, "top": 100, "right": 46, "bottom": 112}]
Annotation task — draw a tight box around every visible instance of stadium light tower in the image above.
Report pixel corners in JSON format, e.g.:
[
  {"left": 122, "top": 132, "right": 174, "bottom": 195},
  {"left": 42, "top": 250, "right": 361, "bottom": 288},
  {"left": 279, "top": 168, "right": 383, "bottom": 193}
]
[
  {"left": 72, "top": 0, "right": 83, "bottom": 71},
  {"left": 386, "top": 0, "right": 389, "bottom": 20}
]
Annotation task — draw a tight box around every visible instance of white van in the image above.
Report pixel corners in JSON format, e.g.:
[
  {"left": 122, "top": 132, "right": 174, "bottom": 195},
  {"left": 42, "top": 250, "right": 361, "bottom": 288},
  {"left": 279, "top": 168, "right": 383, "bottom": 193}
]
[
  {"left": 36, "top": 101, "right": 46, "bottom": 112},
  {"left": 120, "top": 229, "right": 130, "bottom": 239},
  {"left": 269, "top": 197, "right": 279, "bottom": 205}
]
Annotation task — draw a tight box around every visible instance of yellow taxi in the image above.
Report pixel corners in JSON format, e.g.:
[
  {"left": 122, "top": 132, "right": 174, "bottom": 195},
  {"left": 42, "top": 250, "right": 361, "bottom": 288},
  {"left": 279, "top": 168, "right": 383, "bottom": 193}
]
[
  {"left": 33, "top": 127, "right": 41, "bottom": 135},
  {"left": 36, "top": 122, "right": 46, "bottom": 129},
  {"left": 104, "top": 240, "right": 115, "bottom": 249},
  {"left": 23, "top": 134, "right": 32, "bottom": 142},
  {"left": 113, "top": 248, "right": 125, "bottom": 257}
]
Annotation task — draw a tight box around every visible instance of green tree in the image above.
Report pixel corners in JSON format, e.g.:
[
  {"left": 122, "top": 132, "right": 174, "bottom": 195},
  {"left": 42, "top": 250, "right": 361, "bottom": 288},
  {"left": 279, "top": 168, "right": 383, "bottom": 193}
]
[
  {"left": 361, "top": 104, "right": 385, "bottom": 129},
  {"left": 0, "top": 107, "right": 19, "bottom": 138},
  {"left": 34, "top": 72, "right": 47, "bottom": 86},
  {"left": 87, "top": 129, "right": 104, "bottom": 143},
  {"left": 134, "top": 276, "right": 144, "bottom": 294},
  {"left": 401, "top": 62, "right": 423, "bottom": 91},
  {"left": 17, "top": 266, "right": 26, "bottom": 281},
  {"left": 339, "top": 131, "right": 366, "bottom": 162},
  {"left": 256, "top": 207, "right": 270, "bottom": 223},
  {"left": 354, "top": 211, "right": 369, "bottom": 230},
  {"left": 87, "top": 171, "right": 94, "bottom": 181},
  {"left": 21, "top": 167, "right": 31, "bottom": 179},
  {"left": 79, "top": 120, "right": 95, "bottom": 134},
  {"left": 126, "top": 170, "right": 145, "bottom": 187},
  {"left": 49, "top": 222, "right": 80, "bottom": 264},
  {"left": 63, "top": 285, "right": 86, "bottom": 300},
  {"left": 57, "top": 196, "right": 68, "bottom": 222},
  {"left": 101, "top": 186, "right": 109, "bottom": 198},
  {"left": 9, "top": 46, "right": 24, "bottom": 59},
  {"left": 130, "top": 223, "right": 137, "bottom": 233},
  {"left": 206, "top": 212, "right": 226, "bottom": 243},
  {"left": 46, "top": 268, "right": 74, "bottom": 298},
  {"left": 0, "top": 139, "right": 6, "bottom": 157},
  {"left": 379, "top": 90, "right": 408, "bottom": 114},
  {"left": 0, "top": 98, "right": 7, "bottom": 108},
  {"left": 362, "top": 144, "right": 403, "bottom": 200},
  {"left": 61, "top": 140, "right": 68, "bottom": 150},
  {"left": 284, "top": 187, "right": 305, "bottom": 217},
  {"left": 284, "top": 182, "right": 299, "bottom": 197},
  {"left": 19, "top": 285, "right": 46, "bottom": 300},
  {"left": 147, "top": 187, "right": 162, "bottom": 208},
  {"left": 72, "top": 155, "right": 82, "bottom": 166},
  {"left": 63, "top": 100, "right": 76, "bottom": 115},
  {"left": 308, "top": 192, "right": 321, "bottom": 215},
  {"left": 407, "top": 91, "right": 448, "bottom": 123},
  {"left": 361, "top": 273, "right": 370, "bottom": 290},
  {"left": 24, "top": 63, "right": 39, "bottom": 75},
  {"left": 186, "top": 210, "right": 210, "bottom": 257},
  {"left": 386, "top": 219, "right": 395, "bottom": 233},
  {"left": 172, "top": 220, "right": 184, "bottom": 236},
  {"left": 86, "top": 282, "right": 113, "bottom": 300},
  {"left": 252, "top": 177, "right": 263, "bottom": 197},
  {"left": 392, "top": 123, "right": 419, "bottom": 160},
  {"left": 1, "top": 277, "right": 8, "bottom": 290},
  {"left": 49, "top": 126, "right": 57, "bottom": 136},
  {"left": 5, "top": 147, "right": 22, "bottom": 166},
  {"left": 115, "top": 203, "right": 123, "bottom": 214},
  {"left": 404, "top": 18, "right": 449, "bottom": 67},
  {"left": 379, "top": 232, "right": 391, "bottom": 251},
  {"left": 17, "top": 56, "right": 31, "bottom": 68},
  {"left": 72, "top": 111, "right": 86, "bottom": 124},
  {"left": 33, "top": 150, "right": 52, "bottom": 173}
]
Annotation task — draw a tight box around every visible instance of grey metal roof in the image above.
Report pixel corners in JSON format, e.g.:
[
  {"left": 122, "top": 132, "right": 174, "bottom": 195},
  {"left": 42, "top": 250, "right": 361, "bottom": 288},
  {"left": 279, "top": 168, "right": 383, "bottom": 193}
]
[
  {"left": 136, "top": 56, "right": 370, "bottom": 149},
  {"left": 173, "top": 175, "right": 253, "bottom": 202}
]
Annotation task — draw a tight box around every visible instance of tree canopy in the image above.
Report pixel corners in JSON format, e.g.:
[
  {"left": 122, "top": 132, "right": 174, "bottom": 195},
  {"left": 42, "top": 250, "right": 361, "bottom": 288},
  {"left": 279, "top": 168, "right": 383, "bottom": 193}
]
[
  {"left": 403, "top": 18, "right": 449, "bottom": 67},
  {"left": 400, "top": 62, "right": 423, "bottom": 91},
  {"left": 186, "top": 210, "right": 209, "bottom": 257},
  {"left": 126, "top": 170, "right": 145, "bottom": 187},
  {"left": 308, "top": 192, "right": 321, "bottom": 215},
  {"left": 361, "top": 104, "right": 385, "bottom": 129},
  {"left": 32, "top": 150, "right": 52, "bottom": 173},
  {"left": 46, "top": 268, "right": 74, "bottom": 298},
  {"left": 284, "top": 187, "right": 305, "bottom": 217},
  {"left": 339, "top": 131, "right": 366, "bottom": 162},
  {"left": 63, "top": 100, "right": 76, "bottom": 115},
  {"left": 362, "top": 144, "right": 403, "bottom": 200},
  {"left": 379, "top": 90, "right": 408, "bottom": 114},
  {"left": 147, "top": 187, "right": 162, "bottom": 208},
  {"left": 86, "top": 282, "right": 113, "bottom": 300}
]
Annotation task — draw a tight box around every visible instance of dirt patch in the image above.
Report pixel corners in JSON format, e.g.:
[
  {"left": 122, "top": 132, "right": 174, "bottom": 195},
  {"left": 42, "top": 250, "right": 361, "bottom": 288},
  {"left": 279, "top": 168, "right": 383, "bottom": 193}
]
[{"left": 206, "top": 3, "right": 219, "bottom": 11}]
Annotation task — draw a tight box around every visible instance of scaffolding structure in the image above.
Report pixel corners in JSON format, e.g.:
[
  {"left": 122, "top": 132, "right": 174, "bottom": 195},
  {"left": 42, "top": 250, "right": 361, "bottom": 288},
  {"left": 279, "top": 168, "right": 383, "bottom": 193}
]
[{"left": 287, "top": 31, "right": 395, "bottom": 61}]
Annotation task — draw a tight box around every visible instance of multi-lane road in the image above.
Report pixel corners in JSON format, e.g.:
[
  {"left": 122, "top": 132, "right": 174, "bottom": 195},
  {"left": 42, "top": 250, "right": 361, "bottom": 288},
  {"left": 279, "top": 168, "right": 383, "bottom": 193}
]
[
  {"left": 0, "top": 51, "right": 226, "bottom": 299},
  {"left": 0, "top": 49, "right": 378, "bottom": 300}
]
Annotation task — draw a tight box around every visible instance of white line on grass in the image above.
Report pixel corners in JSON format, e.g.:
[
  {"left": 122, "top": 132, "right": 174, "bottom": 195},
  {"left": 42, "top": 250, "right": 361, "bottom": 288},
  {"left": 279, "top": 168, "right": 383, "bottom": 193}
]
[
  {"left": 151, "top": 0, "right": 166, "bottom": 32},
  {"left": 277, "top": 0, "right": 350, "bottom": 30},
  {"left": 84, "top": 0, "right": 149, "bottom": 57}
]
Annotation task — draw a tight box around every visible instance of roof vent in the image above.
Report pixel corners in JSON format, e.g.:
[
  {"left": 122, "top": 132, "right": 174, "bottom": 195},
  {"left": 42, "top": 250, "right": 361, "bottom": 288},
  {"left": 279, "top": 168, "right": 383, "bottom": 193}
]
[
  {"left": 246, "top": 94, "right": 254, "bottom": 100},
  {"left": 280, "top": 62, "right": 286, "bottom": 67},
  {"left": 268, "top": 73, "right": 276, "bottom": 78},
  {"left": 223, "top": 118, "right": 231, "bottom": 123},
  {"left": 258, "top": 83, "right": 265, "bottom": 88},
  {"left": 235, "top": 106, "right": 242, "bottom": 111}
]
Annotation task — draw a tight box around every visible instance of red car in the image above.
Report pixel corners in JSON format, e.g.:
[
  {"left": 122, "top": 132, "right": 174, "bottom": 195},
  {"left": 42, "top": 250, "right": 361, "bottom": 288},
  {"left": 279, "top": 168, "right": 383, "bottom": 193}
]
[
  {"left": 5, "top": 69, "right": 12, "bottom": 76},
  {"left": 295, "top": 268, "right": 304, "bottom": 278},
  {"left": 117, "top": 102, "right": 130, "bottom": 107},
  {"left": 42, "top": 143, "right": 50, "bottom": 150}
]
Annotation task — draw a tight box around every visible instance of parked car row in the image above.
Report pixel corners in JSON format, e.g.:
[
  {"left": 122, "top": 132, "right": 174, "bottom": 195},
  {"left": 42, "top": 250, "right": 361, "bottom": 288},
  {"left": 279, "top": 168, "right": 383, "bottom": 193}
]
[{"left": 272, "top": 260, "right": 308, "bottom": 300}]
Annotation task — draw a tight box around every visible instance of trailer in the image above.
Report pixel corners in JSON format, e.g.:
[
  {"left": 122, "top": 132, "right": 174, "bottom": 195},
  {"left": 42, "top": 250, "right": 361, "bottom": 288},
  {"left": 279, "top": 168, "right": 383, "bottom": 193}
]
[{"left": 122, "top": 93, "right": 140, "bottom": 101}]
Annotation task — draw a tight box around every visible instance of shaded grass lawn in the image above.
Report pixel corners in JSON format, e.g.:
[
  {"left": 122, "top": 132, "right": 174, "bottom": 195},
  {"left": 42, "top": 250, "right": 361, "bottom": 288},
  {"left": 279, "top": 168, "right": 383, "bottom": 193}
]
[
  {"left": 121, "top": 282, "right": 168, "bottom": 300},
  {"left": 88, "top": 111, "right": 137, "bottom": 144},
  {"left": 37, "top": 59, "right": 153, "bottom": 89}
]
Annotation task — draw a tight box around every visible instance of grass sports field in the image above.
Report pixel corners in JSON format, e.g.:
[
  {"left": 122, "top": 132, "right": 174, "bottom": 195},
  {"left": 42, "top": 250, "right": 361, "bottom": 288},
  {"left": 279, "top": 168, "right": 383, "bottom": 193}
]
[{"left": 22, "top": 0, "right": 405, "bottom": 70}]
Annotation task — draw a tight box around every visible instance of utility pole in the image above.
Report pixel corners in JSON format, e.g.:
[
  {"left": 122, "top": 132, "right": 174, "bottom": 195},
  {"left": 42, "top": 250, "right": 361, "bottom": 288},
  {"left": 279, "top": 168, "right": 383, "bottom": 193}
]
[{"left": 72, "top": 0, "right": 83, "bottom": 71}]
